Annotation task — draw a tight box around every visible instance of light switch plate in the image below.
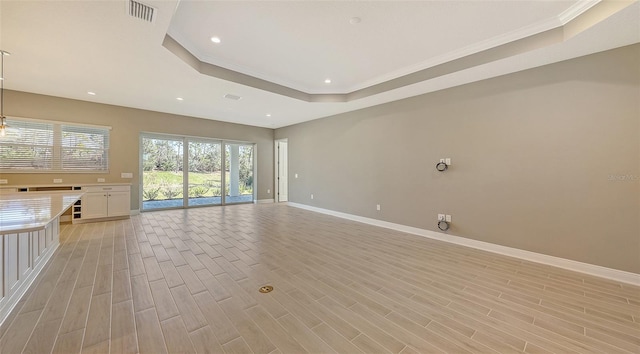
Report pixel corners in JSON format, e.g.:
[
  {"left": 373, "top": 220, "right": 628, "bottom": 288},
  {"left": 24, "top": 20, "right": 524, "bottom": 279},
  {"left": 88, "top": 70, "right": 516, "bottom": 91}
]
[{"left": 0, "top": 179, "right": 7, "bottom": 184}]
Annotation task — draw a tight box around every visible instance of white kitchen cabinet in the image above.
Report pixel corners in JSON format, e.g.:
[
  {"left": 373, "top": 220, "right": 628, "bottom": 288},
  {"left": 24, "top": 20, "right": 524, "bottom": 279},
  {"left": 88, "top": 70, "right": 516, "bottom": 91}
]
[
  {"left": 78, "top": 185, "right": 130, "bottom": 222},
  {"left": 81, "top": 191, "right": 109, "bottom": 219}
]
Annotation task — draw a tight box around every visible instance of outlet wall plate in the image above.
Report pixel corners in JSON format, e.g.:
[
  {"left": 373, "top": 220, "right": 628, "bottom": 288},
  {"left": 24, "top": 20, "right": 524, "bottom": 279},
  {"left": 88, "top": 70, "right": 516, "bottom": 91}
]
[
  {"left": 53, "top": 179, "right": 63, "bottom": 183},
  {"left": 0, "top": 179, "right": 7, "bottom": 184}
]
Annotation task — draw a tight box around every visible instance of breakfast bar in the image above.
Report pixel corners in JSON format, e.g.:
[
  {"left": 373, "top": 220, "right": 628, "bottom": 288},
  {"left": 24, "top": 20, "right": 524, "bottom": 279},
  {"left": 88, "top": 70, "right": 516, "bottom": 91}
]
[{"left": 0, "top": 191, "right": 83, "bottom": 324}]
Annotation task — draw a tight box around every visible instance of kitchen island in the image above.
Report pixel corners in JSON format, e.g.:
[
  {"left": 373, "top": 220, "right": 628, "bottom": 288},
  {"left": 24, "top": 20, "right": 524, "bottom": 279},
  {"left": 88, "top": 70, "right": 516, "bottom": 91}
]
[{"left": 0, "top": 191, "right": 83, "bottom": 325}]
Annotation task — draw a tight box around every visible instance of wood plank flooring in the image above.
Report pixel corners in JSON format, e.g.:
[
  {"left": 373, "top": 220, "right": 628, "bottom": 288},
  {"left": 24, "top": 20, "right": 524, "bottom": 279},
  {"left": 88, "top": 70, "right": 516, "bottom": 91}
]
[{"left": 0, "top": 203, "right": 638, "bottom": 353}]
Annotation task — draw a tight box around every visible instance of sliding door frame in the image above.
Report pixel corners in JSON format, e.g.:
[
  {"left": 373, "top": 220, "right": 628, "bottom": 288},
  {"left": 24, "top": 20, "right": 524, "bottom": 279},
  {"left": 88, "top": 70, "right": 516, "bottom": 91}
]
[{"left": 139, "top": 132, "right": 256, "bottom": 212}]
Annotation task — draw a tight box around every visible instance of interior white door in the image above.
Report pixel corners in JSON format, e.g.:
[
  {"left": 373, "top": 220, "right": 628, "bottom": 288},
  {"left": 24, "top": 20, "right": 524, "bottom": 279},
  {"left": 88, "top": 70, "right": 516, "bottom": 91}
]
[{"left": 277, "top": 141, "right": 288, "bottom": 202}]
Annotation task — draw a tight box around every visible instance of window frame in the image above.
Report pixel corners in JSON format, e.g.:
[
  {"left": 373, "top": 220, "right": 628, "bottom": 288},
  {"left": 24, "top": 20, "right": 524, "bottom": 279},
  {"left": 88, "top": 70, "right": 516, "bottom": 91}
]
[{"left": 0, "top": 116, "right": 111, "bottom": 174}]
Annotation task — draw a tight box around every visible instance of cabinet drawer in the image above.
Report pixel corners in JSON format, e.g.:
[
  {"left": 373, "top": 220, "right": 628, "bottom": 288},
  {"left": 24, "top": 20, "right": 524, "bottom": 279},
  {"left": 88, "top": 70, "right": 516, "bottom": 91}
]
[{"left": 83, "top": 185, "right": 130, "bottom": 193}]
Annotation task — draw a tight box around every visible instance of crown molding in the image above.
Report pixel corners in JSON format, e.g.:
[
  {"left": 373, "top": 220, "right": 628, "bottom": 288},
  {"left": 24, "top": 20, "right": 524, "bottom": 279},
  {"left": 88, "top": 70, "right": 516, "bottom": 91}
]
[{"left": 163, "top": 1, "right": 629, "bottom": 103}]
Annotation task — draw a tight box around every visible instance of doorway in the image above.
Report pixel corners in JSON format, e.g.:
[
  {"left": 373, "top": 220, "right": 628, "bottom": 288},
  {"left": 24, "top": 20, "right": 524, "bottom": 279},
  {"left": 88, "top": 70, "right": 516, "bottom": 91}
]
[
  {"left": 275, "top": 139, "right": 288, "bottom": 202},
  {"left": 141, "top": 134, "right": 255, "bottom": 211}
]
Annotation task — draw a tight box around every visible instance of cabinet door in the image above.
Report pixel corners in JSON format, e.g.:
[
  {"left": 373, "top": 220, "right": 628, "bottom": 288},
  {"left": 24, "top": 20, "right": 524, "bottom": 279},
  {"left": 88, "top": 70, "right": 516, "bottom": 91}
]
[
  {"left": 107, "top": 191, "right": 130, "bottom": 217},
  {"left": 82, "top": 192, "right": 109, "bottom": 219}
]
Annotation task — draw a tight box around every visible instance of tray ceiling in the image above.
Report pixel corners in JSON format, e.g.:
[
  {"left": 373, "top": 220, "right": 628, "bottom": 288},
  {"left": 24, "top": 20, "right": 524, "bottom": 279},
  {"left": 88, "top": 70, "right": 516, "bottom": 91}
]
[{"left": 1, "top": 0, "right": 638, "bottom": 128}]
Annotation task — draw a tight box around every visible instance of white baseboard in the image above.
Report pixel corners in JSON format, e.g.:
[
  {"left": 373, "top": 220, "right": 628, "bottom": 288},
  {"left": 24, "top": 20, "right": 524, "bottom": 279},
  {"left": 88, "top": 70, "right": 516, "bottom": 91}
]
[
  {"left": 130, "top": 209, "right": 140, "bottom": 215},
  {"left": 255, "top": 199, "right": 274, "bottom": 204},
  {"left": 288, "top": 202, "right": 640, "bottom": 286}
]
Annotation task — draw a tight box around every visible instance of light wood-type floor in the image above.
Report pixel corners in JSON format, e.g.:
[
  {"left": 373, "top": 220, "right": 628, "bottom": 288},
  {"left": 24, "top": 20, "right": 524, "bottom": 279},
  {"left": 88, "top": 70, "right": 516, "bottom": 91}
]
[{"left": 0, "top": 204, "right": 638, "bottom": 353}]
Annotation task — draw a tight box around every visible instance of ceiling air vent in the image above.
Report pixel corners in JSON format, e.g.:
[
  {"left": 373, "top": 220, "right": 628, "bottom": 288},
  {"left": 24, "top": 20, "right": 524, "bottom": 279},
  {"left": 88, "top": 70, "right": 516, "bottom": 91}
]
[
  {"left": 128, "top": 0, "right": 155, "bottom": 23},
  {"left": 224, "top": 94, "right": 242, "bottom": 101}
]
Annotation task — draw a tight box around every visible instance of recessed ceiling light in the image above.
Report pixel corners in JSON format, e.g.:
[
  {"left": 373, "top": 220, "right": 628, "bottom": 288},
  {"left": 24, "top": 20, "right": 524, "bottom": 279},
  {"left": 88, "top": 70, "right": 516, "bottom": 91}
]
[
  {"left": 349, "top": 17, "right": 361, "bottom": 25},
  {"left": 266, "top": 113, "right": 271, "bottom": 117},
  {"left": 176, "top": 97, "right": 184, "bottom": 101},
  {"left": 210, "top": 36, "right": 221, "bottom": 44},
  {"left": 324, "top": 79, "right": 332, "bottom": 84},
  {"left": 87, "top": 91, "right": 96, "bottom": 95}
]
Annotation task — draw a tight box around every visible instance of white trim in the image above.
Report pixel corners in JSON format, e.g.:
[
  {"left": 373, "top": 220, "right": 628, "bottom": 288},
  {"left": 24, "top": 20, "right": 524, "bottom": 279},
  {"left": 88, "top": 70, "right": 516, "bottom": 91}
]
[
  {"left": 139, "top": 131, "right": 254, "bottom": 145},
  {"left": 558, "top": 0, "right": 600, "bottom": 24},
  {"left": 6, "top": 115, "right": 112, "bottom": 130},
  {"left": 0, "top": 222, "right": 61, "bottom": 326},
  {"left": 274, "top": 138, "right": 288, "bottom": 203},
  {"left": 255, "top": 199, "right": 274, "bottom": 204},
  {"left": 0, "top": 241, "right": 59, "bottom": 326},
  {"left": 288, "top": 202, "right": 640, "bottom": 286}
]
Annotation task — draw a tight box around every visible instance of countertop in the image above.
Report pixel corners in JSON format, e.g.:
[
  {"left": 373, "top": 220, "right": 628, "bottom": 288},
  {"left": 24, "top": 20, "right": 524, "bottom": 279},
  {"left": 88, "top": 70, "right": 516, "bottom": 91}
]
[
  {"left": 0, "top": 183, "right": 131, "bottom": 188},
  {"left": 0, "top": 191, "right": 83, "bottom": 234}
]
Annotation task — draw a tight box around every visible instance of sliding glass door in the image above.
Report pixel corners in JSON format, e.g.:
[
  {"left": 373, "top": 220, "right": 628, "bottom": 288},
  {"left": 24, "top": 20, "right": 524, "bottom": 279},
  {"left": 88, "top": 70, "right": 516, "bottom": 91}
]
[
  {"left": 141, "top": 136, "right": 184, "bottom": 210},
  {"left": 141, "top": 134, "right": 254, "bottom": 211},
  {"left": 187, "top": 140, "right": 222, "bottom": 207},
  {"left": 225, "top": 143, "right": 254, "bottom": 204}
]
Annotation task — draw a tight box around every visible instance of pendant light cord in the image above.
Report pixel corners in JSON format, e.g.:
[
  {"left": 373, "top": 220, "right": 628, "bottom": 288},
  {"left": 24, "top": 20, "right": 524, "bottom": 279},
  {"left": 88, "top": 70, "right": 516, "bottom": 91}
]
[
  {"left": 1, "top": 50, "right": 4, "bottom": 119},
  {"left": 0, "top": 50, "right": 8, "bottom": 132}
]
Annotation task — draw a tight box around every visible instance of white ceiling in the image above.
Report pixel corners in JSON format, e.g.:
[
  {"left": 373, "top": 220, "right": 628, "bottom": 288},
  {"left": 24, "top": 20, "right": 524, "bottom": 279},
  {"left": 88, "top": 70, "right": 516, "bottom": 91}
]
[{"left": 1, "top": 1, "right": 639, "bottom": 129}]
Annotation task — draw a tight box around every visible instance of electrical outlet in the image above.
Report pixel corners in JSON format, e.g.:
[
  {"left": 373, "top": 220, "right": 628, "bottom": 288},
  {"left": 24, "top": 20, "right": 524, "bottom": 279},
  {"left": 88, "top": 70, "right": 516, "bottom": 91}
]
[
  {"left": 267, "top": 189, "right": 271, "bottom": 194},
  {"left": 311, "top": 194, "right": 314, "bottom": 199},
  {"left": 445, "top": 158, "right": 451, "bottom": 165},
  {"left": 121, "top": 172, "right": 133, "bottom": 178},
  {"left": 0, "top": 179, "right": 7, "bottom": 184},
  {"left": 97, "top": 178, "right": 105, "bottom": 183},
  {"left": 438, "top": 214, "right": 446, "bottom": 221},
  {"left": 53, "top": 179, "right": 62, "bottom": 183},
  {"left": 376, "top": 204, "right": 381, "bottom": 211},
  {"left": 446, "top": 214, "right": 452, "bottom": 222}
]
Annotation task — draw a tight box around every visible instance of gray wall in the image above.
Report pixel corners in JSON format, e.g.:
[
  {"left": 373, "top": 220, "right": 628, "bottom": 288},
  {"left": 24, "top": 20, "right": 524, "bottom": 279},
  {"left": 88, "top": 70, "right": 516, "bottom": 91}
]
[
  {"left": 2, "top": 91, "right": 275, "bottom": 209},
  {"left": 276, "top": 44, "right": 640, "bottom": 273}
]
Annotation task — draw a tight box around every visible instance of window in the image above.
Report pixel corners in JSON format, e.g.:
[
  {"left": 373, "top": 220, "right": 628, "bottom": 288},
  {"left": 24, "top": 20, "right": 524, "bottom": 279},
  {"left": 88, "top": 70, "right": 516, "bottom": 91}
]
[
  {"left": 0, "top": 117, "right": 110, "bottom": 172},
  {"left": 141, "top": 133, "right": 255, "bottom": 210},
  {"left": 61, "top": 125, "right": 109, "bottom": 171}
]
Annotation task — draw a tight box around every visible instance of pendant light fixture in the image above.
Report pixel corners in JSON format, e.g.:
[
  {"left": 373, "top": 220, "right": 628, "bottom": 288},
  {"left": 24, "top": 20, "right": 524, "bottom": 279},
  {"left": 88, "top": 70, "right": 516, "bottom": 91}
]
[{"left": 0, "top": 50, "right": 10, "bottom": 137}]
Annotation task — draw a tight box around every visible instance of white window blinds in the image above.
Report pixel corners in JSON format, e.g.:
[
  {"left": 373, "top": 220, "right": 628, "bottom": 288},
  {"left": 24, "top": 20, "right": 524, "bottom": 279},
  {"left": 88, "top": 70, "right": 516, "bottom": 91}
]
[
  {"left": 61, "top": 125, "right": 109, "bottom": 171},
  {"left": 0, "top": 117, "right": 110, "bottom": 173}
]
